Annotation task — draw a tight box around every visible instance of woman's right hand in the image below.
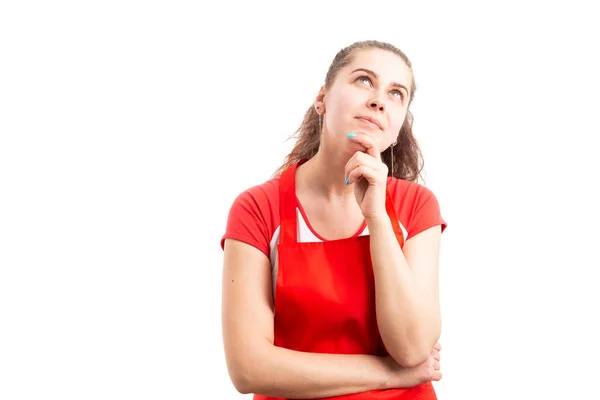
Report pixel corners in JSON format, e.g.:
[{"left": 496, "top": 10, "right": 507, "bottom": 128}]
[{"left": 383, "top": 343, "right": 442, "bottom": 388}]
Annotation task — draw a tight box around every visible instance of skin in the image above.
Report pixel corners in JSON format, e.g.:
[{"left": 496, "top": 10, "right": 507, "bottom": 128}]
[{"left": 221, "top": 48, "right": 443, "bottom": 397}]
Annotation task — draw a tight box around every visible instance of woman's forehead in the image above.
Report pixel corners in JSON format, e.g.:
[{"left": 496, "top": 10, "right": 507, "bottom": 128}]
[{"left": 344, "top": 48, "right": 412, "bottom": 85}]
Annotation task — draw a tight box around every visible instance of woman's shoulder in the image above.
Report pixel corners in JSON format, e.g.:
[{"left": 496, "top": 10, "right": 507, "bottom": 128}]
[
  {"left": 221, "top": 175, "right": 282, "bottom": 255},
  {"left": 386, "top": 176, "right": 447, "bottom": 238},
  {"left": 231, "top": 175, "right": 281, "bottom": 209},
  {"left": 386, "top": 176, "right": 438, "bottom": 204}
]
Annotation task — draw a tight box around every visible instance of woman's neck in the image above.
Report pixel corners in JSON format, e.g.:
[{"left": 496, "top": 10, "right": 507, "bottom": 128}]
[{"left": 296, "top": 148, "right": 354, "bottom": 201}]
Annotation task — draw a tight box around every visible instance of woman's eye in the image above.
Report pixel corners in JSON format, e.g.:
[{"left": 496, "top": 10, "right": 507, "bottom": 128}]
[
  {"left": 358, "top": 76, "right": 371, "bottom": 86},
  {"left": 391, "top": 90, "right": 404, "bottom": 99}
]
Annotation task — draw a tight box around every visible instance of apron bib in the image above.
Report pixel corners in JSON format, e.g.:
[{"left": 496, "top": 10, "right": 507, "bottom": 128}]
[{"left": 254, "top": 161, "right": 436, "bottom": 400}]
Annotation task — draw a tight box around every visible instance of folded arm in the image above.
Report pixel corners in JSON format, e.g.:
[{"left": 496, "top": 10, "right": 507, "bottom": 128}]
[
  {"left": 221, "top": 239, "right": 422, "bottom": 398},
  {"left": 367, "top": 221, "right": 443, "bottom": 368}
]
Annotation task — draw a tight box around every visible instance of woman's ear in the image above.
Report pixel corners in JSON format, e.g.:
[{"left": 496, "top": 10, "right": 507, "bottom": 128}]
[{"left": 314, "top": 86, "right": 326, "bottom": 114}]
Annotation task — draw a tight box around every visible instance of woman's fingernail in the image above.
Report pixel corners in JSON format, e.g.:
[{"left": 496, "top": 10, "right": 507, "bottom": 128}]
[
  {"left": 345, "top": 176, "right": 349, "bottom": 185},
  {"left": 347, "top": 132, "right": 356, "bottom": 138}
]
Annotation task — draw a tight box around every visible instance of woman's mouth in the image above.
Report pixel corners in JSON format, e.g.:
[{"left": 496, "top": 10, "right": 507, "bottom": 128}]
[{"left": 356, "top": 116, "right": 383, "bottom": 130}]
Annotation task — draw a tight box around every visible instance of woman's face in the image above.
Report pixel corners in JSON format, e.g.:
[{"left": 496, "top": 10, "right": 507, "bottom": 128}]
[{"left": 320, "top": 48, "right": 413, "bottom": 154}]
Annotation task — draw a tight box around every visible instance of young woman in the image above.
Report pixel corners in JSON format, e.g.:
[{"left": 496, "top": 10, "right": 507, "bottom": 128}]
[{"left": 220, "top": 40, "right": 448, "bottom": 399}]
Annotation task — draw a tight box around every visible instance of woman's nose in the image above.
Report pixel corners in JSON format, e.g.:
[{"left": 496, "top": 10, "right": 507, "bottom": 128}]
[{"left": 368, "top": 100, "right": 385, "bottom": 112}]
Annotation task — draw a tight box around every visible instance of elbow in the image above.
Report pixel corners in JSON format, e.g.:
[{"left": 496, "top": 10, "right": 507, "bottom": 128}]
[
  {"left": 228, "top": 364, "right": 255, "bottom": 394},
  {"left": 386, "top": 338, "right": 435, "bottom": 368},
  {"left": 226, "top": 355, "right": 256, "bottom": 394},
  {"left": 392, "top": 325, "right": 441, "bottom": 368},
  {"left": 231, "top": 374, "right": 252, "bottom": 395},
  {"left": 228, "top": 356, "right": 263, "bottom": 395},
  {"left": 394, "top": 349, "right": 430, "bottom": 369},
  {"left": 226, "top": 346, "right": 271, "bottom": 395}
]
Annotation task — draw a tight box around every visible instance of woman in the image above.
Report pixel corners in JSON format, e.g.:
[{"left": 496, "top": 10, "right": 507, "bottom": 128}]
[{"left": 220, "top": 40, "right": 448, "bottom": 399}]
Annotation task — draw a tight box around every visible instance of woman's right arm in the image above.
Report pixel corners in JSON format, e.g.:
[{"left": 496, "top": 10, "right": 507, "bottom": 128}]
[{"left": 221, "top": 238, "right": 429, "bottom": 398}]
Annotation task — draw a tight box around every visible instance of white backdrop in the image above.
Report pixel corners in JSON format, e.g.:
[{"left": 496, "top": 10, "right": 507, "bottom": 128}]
[{"left": 1, "top": 1, "right": 599, "bottom": 399}]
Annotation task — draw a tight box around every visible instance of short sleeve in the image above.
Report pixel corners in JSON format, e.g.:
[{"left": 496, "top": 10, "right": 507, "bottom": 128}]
[
  {"left": 220, "top": 186, "right": 276, "bottom": 258},
  {"left": 407, "top": 186, "right": 448, "bottom": 240}
]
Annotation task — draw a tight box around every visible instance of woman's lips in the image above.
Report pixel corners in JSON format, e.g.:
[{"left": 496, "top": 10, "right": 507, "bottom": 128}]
[{"left": 356, "top": 117, "right": 382, "bottom": 130}]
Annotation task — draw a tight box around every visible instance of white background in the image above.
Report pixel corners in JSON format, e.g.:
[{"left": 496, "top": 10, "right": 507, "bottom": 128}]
[{"left": 1, "top": 1, "right": 599, "bottom": 399}]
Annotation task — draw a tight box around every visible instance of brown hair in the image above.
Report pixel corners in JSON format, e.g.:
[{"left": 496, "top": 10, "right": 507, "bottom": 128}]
[{"left": 275, "top": 40, "right": 424, "bottom": 183}]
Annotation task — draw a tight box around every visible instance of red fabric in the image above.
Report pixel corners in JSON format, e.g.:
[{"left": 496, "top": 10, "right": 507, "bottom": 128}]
[
  {"left": 220, "top": 176, "right": 281, "bottom": 257},
  {"left": 252, "top": 162, "right": 438, "bottom": 400},
  {"left": 220, "top": 174, "right": 446, "bottom": 255}
]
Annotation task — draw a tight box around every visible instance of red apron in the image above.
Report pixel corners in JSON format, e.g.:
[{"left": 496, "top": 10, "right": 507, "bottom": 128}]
[{"left": 254, "top": 161, "right": 436, "bottom": 400}]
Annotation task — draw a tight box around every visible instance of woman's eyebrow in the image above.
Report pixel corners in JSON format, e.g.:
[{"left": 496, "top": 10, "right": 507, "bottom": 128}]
[{"left": 351, "top": 67, "right": 409, "bottom": 95}]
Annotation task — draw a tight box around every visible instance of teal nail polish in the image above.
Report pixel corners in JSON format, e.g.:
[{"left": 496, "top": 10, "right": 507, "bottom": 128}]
[
  {"left": 347, "top": 133, "right": 356, "bottom": 138},
  {"left": 345, "top": 176, "right": 349, "bottom": 185}
]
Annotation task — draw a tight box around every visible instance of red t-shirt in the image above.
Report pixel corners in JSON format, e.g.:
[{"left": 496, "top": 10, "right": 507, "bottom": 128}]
[{"left": 221, "top": 174, "right": 447, "bottom": 266}]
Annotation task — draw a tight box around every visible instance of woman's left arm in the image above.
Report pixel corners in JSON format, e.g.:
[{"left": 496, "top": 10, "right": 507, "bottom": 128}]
[
  {"left": 367, "top": 217, "right": 442, "bottom": 369},
  {"left": 344, "top": 132, "right": 443, "bottom": 368}
]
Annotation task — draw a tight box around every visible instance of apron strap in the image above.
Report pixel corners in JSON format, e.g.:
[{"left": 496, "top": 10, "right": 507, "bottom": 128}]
[
  {"left": 279, "top": 161, "right": 405, "bottom": 247},
  {"left": 279, "top": 162, "right": 298, "bottom": 245},
  {"left": 385, "top": 189, "right": 405, "bottom": 248}
]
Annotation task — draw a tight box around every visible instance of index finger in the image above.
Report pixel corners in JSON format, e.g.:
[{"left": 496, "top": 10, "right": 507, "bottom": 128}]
[{"left": 347, "top": 132, "right": 381, "bottom": 160}]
